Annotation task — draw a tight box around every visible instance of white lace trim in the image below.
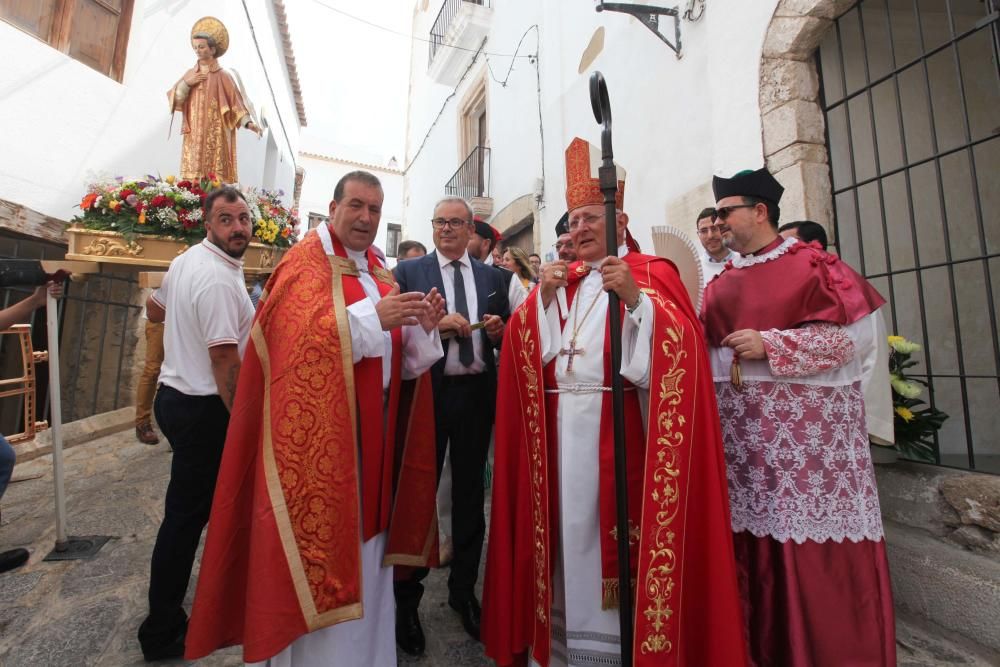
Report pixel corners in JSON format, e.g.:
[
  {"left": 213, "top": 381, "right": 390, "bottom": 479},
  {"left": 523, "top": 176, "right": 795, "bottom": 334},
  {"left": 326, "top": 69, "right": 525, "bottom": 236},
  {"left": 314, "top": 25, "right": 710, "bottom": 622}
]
[
  {"left": 718, "top": 379, "right": 885, "bottom": 544},
  {"left": 730, "top": 236, "right": 799, "bottom": 269}
]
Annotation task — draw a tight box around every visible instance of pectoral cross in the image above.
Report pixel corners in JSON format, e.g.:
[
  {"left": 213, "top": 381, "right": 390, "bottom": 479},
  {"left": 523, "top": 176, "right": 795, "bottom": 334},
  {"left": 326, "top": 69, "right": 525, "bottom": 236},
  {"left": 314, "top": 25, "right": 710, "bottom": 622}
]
[{"left": 559, "top": 338, "right": 583, "bottom": 373}]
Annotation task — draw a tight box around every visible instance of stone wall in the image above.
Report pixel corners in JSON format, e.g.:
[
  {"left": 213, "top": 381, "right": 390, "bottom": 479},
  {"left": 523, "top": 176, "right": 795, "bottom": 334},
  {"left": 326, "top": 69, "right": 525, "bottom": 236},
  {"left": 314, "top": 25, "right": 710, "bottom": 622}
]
[
  {"left": 876, "top": 461, "right": 1000, "bottom": 652},
  {"left": 759, "top": 0, "right": 857, "bottom": 234}
]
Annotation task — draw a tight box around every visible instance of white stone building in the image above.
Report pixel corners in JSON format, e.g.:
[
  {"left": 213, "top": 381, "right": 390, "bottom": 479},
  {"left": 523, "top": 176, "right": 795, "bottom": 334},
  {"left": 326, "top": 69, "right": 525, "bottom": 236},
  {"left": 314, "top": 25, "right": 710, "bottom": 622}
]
[
  {"left": 402, "top": 0, "right": 1000, "bottom": 654},
  {"left": 298, "top": 153, "right": 406, "bottom": 265},
  {"left": 0, "top": 1, "right": 305, "bottom": 423},
  {"left": 0, "top": 1, "right": 306, "bottom": 234}
]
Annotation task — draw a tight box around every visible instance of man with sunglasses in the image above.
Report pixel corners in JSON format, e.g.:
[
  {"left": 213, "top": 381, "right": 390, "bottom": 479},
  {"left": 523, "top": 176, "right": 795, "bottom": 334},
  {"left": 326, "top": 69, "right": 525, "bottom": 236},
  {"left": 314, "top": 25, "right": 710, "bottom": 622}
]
[
  {"left": 695, "top": 206, "right": 737, "bottom": 281},
  {"left": 391, "top": 197, "right": 511, "bottom": 654},
  {"left": 701, "top": 167, "right": 896, "bottom": 666},
  {"left": 483, "top": 138, "right": 747, "bottom": 667}
]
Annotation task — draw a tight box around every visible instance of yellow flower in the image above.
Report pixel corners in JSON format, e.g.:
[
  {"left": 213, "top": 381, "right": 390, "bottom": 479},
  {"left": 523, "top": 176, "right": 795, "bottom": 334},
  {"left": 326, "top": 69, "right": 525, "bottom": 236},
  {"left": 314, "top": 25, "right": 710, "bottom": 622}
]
[
  {"left": 211, "top": 180, "right": 221, "bottom": 189},
  {"left": 165, "top": 175, "right": 176, "bottom": 184},
  {"left": 138, "top": 211, "right": 146, "bottom": 225},
  {"left": 895, "top": 406, "right": 915, "bottom": 422},
  {"left": 888, "top": 335, "right": 922, "bottom": 355}
]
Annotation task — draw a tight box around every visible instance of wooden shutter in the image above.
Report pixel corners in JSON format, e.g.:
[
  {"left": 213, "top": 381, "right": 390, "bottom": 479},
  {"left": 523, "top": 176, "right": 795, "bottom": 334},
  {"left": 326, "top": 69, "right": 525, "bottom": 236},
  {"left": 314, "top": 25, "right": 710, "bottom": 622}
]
[
  {"left": 1, "top": 0, "right": 133, "bottom": 81},
  {"left": 0, "top": 0, "right": 59, "bottom": 40}
]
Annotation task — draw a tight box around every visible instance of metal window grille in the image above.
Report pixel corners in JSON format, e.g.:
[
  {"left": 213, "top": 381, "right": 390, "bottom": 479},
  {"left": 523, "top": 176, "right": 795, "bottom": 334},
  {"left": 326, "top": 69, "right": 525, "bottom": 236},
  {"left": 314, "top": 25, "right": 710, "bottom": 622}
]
[
  {"left": 446, "top": 146, "right": 491, "bottom": 200},
  {"left": 817, "top": 0, "right": 1000, "bottom": 472},
  {"left": 428, "top": 0, "right": 490, "bottom": 66}
]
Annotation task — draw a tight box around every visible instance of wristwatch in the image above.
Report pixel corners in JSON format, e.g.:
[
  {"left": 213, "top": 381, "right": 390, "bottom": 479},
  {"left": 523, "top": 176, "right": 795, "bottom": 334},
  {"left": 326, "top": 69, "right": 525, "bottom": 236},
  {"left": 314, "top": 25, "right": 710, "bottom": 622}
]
[{"left": 626, "top": 291, "right": 644, "bottom": 313}]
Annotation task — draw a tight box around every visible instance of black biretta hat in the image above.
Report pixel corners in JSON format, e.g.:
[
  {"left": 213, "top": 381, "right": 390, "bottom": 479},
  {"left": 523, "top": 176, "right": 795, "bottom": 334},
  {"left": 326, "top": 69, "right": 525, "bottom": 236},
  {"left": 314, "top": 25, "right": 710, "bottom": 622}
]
[
  {"left": 712, "top": 168, "right": 784, "bottom": 205},
  {"left": 555, "top": 212, "right": 569, "bottom": 236}
]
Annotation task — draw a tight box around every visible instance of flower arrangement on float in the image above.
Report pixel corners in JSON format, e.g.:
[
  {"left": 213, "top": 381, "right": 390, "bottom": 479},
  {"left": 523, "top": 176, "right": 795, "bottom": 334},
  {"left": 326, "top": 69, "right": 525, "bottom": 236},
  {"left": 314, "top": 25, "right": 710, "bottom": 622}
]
[
  {"left": 72, "top": 174, "right": 298, "bottom": 247},
  {"left": 888, "top": 335, "right": 948, "bottom": 462},
  {"left": 67, "top": 174, "right": 298, "bottom": 274}
]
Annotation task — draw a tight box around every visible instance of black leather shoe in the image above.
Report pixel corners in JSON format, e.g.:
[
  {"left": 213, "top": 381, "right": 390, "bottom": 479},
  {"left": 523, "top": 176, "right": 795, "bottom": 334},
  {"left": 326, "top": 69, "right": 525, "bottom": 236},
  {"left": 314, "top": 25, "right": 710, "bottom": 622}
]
[
  {"left": 138, "top": 616, "right": 187, "bottom": 662},
  {"left": 448, "top": 595, "right": 481, "bottom": 641},
  {"left": 396, "top": 606, "right": 425, "bottom": 656}
]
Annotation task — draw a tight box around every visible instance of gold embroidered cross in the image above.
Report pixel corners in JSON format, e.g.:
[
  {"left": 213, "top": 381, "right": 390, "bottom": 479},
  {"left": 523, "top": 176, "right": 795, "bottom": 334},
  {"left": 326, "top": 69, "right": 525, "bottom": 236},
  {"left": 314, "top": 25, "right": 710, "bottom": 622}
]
[
  {"left": 610, "top": 520, "right": 640, "bottom": 545},
  {"left": 644, "top": 595, "right": 674, "bottom": 632}
]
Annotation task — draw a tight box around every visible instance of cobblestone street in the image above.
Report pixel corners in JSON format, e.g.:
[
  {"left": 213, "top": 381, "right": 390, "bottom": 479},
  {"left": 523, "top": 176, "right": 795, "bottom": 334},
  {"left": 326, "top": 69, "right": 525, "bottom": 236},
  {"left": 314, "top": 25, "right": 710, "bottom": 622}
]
[
  {"left": 0, "top": 425, "right": 995, "bottom": 666},
  {"left": 0, "top": 429, "right": 489, "bottom": 666}
]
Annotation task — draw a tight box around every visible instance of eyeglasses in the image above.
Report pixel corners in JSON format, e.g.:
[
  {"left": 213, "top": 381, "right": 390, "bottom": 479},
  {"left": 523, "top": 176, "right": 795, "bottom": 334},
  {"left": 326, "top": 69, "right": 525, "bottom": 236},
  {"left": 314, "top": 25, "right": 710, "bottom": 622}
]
[
  {"left": 431, "top": 217, "right": 469, "bottom": 229},
  {"left": 711, "top": 204, "right": 758, "bottom": 222},
  {"left": 567, "top": 213, "right": 603, "bottom": 232}
]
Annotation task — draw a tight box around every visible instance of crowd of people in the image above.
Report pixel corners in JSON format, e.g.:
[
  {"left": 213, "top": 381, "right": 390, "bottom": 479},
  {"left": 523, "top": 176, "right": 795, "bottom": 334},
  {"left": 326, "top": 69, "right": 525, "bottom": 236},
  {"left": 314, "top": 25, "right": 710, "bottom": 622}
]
[{"left": 130, "top": 135, "right": 895, "bottom": 667}]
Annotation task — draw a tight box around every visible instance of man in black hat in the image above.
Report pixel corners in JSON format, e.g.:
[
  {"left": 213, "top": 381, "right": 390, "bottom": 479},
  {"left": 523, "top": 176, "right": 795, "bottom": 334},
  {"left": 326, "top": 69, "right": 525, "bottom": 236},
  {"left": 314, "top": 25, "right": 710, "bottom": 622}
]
[
  {"left": 467, "top": 218, "right": 528, "bottom": 310},
  {"left": 553, "top": 212, "right": 577, "bottom": 262},
  {"left": 701, "top": 167, "right": 896, "bottom": 666}
]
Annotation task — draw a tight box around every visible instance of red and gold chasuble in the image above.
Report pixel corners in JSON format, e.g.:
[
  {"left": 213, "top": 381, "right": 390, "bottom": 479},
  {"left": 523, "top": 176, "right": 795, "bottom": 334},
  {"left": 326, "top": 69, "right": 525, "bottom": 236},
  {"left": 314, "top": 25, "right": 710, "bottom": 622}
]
[
  {"left": 483, "top": 253, "right": 748, "bottom": 667},
  {"left": 185, "top": 230, "right": 438, "bottom": 662}
]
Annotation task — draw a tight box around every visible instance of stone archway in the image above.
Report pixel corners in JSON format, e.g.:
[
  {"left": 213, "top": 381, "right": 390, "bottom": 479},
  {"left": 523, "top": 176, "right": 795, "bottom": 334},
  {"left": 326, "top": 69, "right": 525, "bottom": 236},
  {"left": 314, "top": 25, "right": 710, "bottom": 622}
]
[{"left": 758, "top": 0, "right": 856, "bottom": 236}]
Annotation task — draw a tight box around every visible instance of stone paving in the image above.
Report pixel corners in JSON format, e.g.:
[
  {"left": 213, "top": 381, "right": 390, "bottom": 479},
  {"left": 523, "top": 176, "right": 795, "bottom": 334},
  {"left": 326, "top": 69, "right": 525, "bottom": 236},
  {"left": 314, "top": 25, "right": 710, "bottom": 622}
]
[
  {"left": 0, "top": 427, "right": 996, "bottom": 666},
  {"left": 0, "top": 429, "right": 489, "bottom": 666}
]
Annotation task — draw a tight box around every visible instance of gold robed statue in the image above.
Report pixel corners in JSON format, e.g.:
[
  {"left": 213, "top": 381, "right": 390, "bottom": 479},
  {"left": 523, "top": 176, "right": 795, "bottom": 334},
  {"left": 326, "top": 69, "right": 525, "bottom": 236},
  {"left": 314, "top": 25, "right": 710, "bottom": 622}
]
[{"left": 168, "top": 17, "right": 262, "bottom": 184}]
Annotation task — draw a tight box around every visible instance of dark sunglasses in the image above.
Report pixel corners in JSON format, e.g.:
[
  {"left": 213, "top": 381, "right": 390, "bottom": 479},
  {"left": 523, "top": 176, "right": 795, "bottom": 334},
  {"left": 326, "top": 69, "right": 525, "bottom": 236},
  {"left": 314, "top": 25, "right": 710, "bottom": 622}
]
[{"left": 711, "top": 204, "right": 758, "bottom": 222}]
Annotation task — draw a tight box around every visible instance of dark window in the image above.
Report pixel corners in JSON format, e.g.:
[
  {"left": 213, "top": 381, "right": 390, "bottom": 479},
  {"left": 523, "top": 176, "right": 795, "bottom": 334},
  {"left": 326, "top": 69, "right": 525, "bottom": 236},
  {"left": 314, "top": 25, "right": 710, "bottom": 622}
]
[
  {"left": 0, "top": 0, "right": 134, "bottom": 81},
  {"left": 818, "top": 0, "right": 1000, "bottom": 471},
  {"left": 386, "top": 223, "right": 402, "bottom": 258},
  {"left": 307, "top": 212, "right": 328, "bottom": 230}
]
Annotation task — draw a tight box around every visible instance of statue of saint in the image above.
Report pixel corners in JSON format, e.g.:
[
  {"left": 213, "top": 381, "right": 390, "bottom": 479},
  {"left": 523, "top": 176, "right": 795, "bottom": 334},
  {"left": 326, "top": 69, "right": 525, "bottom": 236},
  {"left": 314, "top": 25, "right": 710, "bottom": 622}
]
[{"left": 168, "top": 17, "right": 262, "bottom": 184}]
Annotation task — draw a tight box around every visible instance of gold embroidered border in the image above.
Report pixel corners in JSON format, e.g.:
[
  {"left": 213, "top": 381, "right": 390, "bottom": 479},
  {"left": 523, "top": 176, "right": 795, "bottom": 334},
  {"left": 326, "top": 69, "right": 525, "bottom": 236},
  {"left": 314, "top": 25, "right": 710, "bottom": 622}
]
[
  {"left": 639, "top": 292, "right": 686, "bottom": 656},
  {"left": 255, "top": 323, "right": 365, "bottom": 630},
  {"left": 514, "top": 305, "right": 549, "bottom": 628}
]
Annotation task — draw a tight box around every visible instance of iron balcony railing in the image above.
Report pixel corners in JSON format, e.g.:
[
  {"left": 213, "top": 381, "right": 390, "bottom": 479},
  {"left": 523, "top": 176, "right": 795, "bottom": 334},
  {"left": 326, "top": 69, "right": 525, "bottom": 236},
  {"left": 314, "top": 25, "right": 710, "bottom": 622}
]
[
  {"left": 428, "top": 0, "right": 490, "bottom": 66},
  {"left": 446, "top": 146, "right": 490, "bottom": 200}
]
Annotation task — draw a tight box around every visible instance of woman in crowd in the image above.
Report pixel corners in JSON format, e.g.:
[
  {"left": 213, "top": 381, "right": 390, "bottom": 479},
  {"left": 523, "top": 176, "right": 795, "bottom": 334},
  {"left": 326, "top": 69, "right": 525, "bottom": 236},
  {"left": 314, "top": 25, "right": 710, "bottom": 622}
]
[{"left": 500, "top": 246, "right": 536, "bottom": 289}]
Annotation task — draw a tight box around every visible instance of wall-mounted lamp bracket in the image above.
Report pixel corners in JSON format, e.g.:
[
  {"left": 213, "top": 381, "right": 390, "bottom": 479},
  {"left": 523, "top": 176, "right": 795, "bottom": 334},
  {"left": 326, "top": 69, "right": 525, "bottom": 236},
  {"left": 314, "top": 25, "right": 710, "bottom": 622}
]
[{"left": 595, "top": 3, "right": 682, "bottom": 58}]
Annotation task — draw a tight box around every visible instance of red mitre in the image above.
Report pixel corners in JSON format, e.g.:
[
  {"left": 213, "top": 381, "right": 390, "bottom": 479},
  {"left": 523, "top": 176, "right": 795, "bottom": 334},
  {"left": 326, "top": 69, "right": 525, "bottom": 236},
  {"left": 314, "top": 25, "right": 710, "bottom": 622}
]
[{"left": 564, "top": 137, "right": 625, "bottom": 212}]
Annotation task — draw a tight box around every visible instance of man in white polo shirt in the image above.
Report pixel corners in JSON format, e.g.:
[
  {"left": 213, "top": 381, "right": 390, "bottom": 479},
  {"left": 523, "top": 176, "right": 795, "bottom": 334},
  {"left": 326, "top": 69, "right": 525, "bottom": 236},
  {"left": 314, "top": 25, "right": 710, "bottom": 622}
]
[{"left": 137, "top": 185, "right": 255, "bottom": 662}]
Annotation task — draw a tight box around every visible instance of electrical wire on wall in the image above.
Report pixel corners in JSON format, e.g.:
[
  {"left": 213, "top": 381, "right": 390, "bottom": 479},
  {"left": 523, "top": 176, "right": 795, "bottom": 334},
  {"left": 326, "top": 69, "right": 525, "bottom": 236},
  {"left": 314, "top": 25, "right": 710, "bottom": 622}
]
[
  {"left": 303, "top": 1, "right": 547, "bottom": 209},
  {"left": 485, "top": 25, "right": 544, "bottom": 209},
  {"left": 240, "top": 0, "right": 296, "bottom": 173}
]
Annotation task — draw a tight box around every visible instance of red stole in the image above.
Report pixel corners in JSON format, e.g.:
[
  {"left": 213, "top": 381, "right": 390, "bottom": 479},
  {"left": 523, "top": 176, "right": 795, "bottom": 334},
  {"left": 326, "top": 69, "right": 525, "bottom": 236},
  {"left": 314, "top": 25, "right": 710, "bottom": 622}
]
[
  {"left": 483, "top": 252, "right": 748, "bottom": 667},
  {"left": 701, "top": 238, "right": 885, "bottom": 346},
  {"left": 184, "top": 230, "right": 438, "bottom": 662}
]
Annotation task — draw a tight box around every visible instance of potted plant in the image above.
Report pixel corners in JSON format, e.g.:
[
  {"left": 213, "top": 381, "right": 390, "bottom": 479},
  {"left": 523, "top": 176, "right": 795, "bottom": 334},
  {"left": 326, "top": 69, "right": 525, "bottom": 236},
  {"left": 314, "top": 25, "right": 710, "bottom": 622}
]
[{"left": 888, "top": 335, "right": 948, "bottom": 462}]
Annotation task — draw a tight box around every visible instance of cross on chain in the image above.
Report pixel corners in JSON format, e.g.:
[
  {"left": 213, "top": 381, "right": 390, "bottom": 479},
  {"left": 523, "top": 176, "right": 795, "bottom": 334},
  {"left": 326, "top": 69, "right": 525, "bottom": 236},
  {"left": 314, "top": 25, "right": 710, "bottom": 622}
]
[{"left": 559, "top": 338, "right": 584, "bottom": 373}]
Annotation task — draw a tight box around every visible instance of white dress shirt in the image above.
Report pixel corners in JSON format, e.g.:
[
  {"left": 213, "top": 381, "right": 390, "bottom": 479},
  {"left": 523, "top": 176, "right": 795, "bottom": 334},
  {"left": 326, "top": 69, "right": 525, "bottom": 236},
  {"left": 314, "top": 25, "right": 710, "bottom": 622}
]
[
  {"left": 438, "top": 250, "right": 486, "bottom": 375},
  {"left": 318, "top": 224, "right": 442, "bottom": 390}
]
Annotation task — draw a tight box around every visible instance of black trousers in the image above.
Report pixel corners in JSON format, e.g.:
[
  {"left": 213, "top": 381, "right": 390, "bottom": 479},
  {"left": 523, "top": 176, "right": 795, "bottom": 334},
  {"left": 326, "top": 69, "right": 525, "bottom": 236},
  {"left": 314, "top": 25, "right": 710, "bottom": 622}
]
[
  {"left": 395, "top": 372, "right": 495, "bottom": 609},
  {"left": 138, "top": 385, "right": 229, "bottom": 649}
]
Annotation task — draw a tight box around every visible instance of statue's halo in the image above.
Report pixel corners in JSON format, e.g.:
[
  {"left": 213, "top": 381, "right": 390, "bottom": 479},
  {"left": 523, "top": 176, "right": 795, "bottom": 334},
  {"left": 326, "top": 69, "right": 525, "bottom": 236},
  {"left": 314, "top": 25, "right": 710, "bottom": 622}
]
[{"left": 191, "top": 16, "right": 229, "bottom": 58}]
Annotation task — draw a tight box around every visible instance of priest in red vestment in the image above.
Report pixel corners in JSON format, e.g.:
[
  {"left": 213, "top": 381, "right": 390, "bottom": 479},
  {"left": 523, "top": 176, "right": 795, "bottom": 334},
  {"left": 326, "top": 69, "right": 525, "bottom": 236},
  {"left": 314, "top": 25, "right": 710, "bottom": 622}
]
[
  {"left": 482, "top": 137, "right": 747, "bottom": 667},
  {"left": 702, "top": 168, "right": 895, "bottom": 666},
  {"left": 184, "top": 171, "right": 445, "bottom": 664}
]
